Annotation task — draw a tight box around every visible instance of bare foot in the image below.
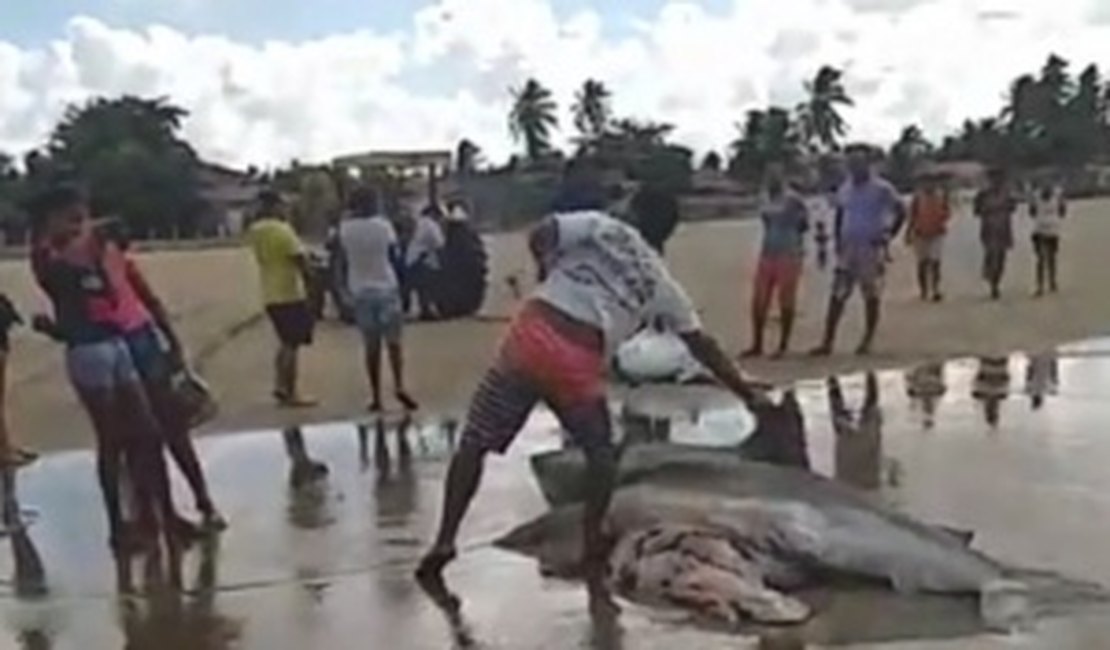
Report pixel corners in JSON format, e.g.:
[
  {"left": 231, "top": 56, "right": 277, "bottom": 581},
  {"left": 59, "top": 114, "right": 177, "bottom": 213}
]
[{"left": 855, "top": 342, "right": 873, "bottom": 357}]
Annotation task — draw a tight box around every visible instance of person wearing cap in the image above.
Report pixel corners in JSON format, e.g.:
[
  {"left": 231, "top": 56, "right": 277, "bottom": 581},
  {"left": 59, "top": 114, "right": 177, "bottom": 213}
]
[
  {"left": 246, "top": 190, "right": 316, "bottom": 407},
  {"left": 906, "top": 173, "right": 952, "bottom": 302},
  {"left": 416, "top": 160, "right": 770, "bottom": 610}
]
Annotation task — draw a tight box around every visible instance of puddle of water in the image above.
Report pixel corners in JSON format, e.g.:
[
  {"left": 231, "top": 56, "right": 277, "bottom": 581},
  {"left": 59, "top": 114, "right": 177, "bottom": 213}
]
[{"left": 3, "top": 344, "right": 1110, "bottom": 647}]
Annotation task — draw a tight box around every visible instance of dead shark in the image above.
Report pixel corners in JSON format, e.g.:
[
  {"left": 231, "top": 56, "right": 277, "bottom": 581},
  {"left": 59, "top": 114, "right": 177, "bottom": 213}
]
[{"left": 496, "top": 444, "right": 1108, "bottom": 627}]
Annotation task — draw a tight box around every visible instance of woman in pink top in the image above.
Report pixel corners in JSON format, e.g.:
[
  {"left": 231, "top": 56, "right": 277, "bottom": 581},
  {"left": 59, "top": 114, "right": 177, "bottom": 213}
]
[{"left": 100, "top": 232, "right": 226, "bottom": 532}]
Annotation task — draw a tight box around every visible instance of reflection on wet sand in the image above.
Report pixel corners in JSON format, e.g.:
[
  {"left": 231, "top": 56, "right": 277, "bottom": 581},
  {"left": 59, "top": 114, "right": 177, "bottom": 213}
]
[
  {"left": 283, "top": 427, "right": 334, "bottom": 531},
  {"left": 374, "top": 417, "right": 418, "bottom": 528},
  {"left": 14, "top": 344, "right": 1110, "bottom": 648},
  {"left": 1026, "top": 351, "right": 1060, "bottom": 411},
  {"left": 743, "top": 390, "right": 810, "bottom": 469},
  {"left": 905, "top": 362, "right": 947, "bottom": 430},
  {"left": 1, "top": 467, "right": 47, "bottom": 600},
  {"left": 830, "top": 373, "right": 883, "bottom": 491},
  {"left": 117, "top": 538, "right": 242, "bottom": 649},
  {"left": 973, "top": 357, "right": 1010, "bottom": 427},
  {"left": 3, "top": 466, "right": 52, "bottom": 649}
]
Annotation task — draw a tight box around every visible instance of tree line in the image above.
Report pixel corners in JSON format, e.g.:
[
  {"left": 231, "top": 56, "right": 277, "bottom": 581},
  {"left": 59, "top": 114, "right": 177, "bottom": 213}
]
[
  {"left": 2, "top": 53, "right": 1109, "bottom": 244},
  {"left": 504, "top": 54, "right": 1110, "bottom": 192}
]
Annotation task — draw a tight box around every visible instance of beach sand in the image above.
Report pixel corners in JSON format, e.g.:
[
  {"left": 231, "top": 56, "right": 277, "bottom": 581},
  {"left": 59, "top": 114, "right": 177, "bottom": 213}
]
[{"left": 5, "top": 196, "right": 1109, "bottom": 451}]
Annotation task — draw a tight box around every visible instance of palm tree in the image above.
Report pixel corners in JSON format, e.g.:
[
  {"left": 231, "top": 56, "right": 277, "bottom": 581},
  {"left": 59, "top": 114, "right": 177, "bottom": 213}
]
[
  {"left": 797, "top": 66, "right": 853, "bottom": 152},
  {"left": 1039, "top": 54, "right": 1073, "bottom": 106},
  {"left": 455, "top": 139, "right": 482, "bottom": 175},
  {"left": 572, "top": 79, "right": 612, "bottom": 140},
  {"left": 509, "top": 79, "right": 559, "bottom": 161},
  {"left": 700, "top": 151, "right": 722, "bottom": 172},
  {"left": 888, "top": 125, "right": 933, "bottom": 189},
  {"left": 729, "top": 107, "right": 801, "bottom": 182}
]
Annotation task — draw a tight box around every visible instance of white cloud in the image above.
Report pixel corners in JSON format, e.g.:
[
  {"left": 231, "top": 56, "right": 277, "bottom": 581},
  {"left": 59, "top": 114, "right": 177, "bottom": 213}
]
[{"left": 2, "top": 0, "right": 1110, "bottom": 168}]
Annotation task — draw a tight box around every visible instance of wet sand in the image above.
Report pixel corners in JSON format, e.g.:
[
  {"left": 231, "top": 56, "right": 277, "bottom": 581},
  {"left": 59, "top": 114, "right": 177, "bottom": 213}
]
[
  {"left": 2, "top": 345, "right": 1110, "bottom": 648},
  {"left": 6, "top": 196, "right": 1110, "bottom": 451}
]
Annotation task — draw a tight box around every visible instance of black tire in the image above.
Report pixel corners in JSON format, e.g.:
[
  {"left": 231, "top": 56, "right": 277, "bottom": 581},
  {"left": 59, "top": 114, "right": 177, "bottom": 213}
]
[{"left": 431, "top": 221, "right": 489, "bottom": 319}]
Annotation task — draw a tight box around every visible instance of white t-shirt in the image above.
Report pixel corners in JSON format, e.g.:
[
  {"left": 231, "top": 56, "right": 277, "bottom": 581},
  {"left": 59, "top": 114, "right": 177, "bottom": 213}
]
[
  {"left": 1030, "top": 191, "right": 1065, "bottom": 236},
  {"left": 406, "top": 216, "right": 446, "bottom": 267},
  {"left": 338, "top": 215, "right": 399, "bottom": 294},
  {"left": 532, "top": 211, "right": 702, "bottom": 354}
]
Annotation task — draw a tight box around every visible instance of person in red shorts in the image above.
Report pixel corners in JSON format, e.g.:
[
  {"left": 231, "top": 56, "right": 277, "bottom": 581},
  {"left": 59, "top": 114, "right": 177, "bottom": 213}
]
[
  {"left": 742, "top": 167, "right": 809, "bottom": 358},
  {"left": 416, "top": 162, "right": 770, "bottom": 610}
]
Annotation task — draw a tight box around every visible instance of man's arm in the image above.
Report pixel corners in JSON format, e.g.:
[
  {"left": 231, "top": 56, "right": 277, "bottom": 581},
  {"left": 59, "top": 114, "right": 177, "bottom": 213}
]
[
  {"left": 281, "top": 223, "right": 313, "bottom": 287},
  {"left": 651, "top": 270, "right": 767, "bottom": 407},
  {"left": 795, "top": 197, "right": 810, "bottom": 235},
  {"left": 680, "top": 330, "right": 765, "bottom": 406},
  {"left": 887, "top": 186, "right": 908, "bottom": 240}
]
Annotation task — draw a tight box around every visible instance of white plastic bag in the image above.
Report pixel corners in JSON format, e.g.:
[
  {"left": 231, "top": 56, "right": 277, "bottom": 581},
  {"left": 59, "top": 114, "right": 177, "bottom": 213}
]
[{"left": 614, "top": 328, "right": 707, "bottom": 384}]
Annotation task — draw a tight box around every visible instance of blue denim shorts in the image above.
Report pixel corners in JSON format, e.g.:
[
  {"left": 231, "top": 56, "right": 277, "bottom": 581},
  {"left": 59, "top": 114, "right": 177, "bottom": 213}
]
[
  {"left": 353, "top": 287, "right": 403, "bottom": 343},
  {"left": 124, "top": 324, "right": 171, "bottom": 383},
  {"left": 66, "top": 339, "right": 140, "bottom": 391}
]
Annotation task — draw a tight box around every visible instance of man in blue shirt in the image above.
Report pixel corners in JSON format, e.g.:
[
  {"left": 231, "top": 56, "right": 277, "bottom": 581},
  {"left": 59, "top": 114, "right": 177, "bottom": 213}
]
[{"left": 811, "top": 146, "right": 906, "bottom": 356}]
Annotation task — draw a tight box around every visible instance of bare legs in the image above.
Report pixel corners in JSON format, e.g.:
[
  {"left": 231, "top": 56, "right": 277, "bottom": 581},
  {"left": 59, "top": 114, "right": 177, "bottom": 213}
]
[
  {"left": 1033, "top": 236, "right": 1060, "bottom": 296},
  {"left": 418, "top": 398, "right": 615, "bottom": 587},
  {"left": 983, "top": 247, "right": 1008, "bottom": 300},
  {"left": 364, "top": 335, "right": 417, "bottom": 412},
  {"left": 77, "top": 384, "right": 181, "bottom": 552},
  {"left": 142, "top": 379, "right": 223, "bottom": 528},
  {"left": 812, "top": 293, "right": 880, "bottom": 357},
  {"left": 916, "top": 260, "right": 943, "bottom": 301},
  {"left": 0, "top": 351, "right": 34, "bottom": 466},
  {"left": 744, "top": 263, "right": 800, "bottom": 358}
]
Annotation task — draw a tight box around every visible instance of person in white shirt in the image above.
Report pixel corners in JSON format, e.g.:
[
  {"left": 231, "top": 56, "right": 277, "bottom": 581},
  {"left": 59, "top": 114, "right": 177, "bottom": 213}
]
[
  {"left": 337, "top": 187, "right": 417, "bottom": 413},
  {"left": 1029, "top": 183, "right": 1066, "bottom": 295},
  {"left": 403, "top": 205, "right": 447, "bottom": 320},
  {"left": 417, "top": 162, "right": 770, "bottom": 611}
]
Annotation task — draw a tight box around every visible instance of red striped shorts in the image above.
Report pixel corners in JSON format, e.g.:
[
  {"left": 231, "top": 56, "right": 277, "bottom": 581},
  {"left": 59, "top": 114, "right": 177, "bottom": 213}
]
[{"left": 461, "top": 302, "right": 608, "bottom": 454}]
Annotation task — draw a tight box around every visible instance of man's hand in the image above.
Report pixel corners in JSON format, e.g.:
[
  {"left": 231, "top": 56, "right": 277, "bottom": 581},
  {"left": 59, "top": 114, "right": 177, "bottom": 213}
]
[{"left": 31, "top": 314, "right": 64, "bottom": 342}]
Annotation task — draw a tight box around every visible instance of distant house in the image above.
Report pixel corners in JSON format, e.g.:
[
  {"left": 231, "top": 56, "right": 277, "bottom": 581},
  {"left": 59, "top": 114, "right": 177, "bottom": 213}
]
[{"left": 197, "top": 163, "right": 262, "bottom": 237}]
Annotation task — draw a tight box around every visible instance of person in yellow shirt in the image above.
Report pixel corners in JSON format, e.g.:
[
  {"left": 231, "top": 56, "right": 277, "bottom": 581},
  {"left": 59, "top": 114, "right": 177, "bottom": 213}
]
[{"left": 246, "top": 191, "right": 316, "bottom": 407}]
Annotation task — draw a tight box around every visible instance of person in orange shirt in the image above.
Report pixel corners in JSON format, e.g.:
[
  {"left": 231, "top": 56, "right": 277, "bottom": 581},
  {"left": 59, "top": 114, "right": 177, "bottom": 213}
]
[{"left": 906, "top": 174, "right": 952, "bottom": 302}]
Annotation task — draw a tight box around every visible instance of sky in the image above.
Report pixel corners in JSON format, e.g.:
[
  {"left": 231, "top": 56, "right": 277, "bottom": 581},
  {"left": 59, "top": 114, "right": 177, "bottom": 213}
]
[{"left": 3, "top": 0, "right": 1110, "bottom": 169}]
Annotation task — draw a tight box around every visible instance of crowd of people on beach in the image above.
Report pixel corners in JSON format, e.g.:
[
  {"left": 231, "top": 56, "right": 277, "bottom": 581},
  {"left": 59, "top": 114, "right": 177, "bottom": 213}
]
[
  {"left": 0, "top": 144, "right": 1072, "bottom": 606},
  {"left": 741, "top": 145, "right": 1068, "bottom": 359}
]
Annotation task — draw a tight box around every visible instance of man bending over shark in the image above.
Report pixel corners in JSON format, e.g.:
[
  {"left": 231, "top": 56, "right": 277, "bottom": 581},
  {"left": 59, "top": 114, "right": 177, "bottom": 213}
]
[{"left": 417, "top": 161, "right": 768, "bottom": 603}]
